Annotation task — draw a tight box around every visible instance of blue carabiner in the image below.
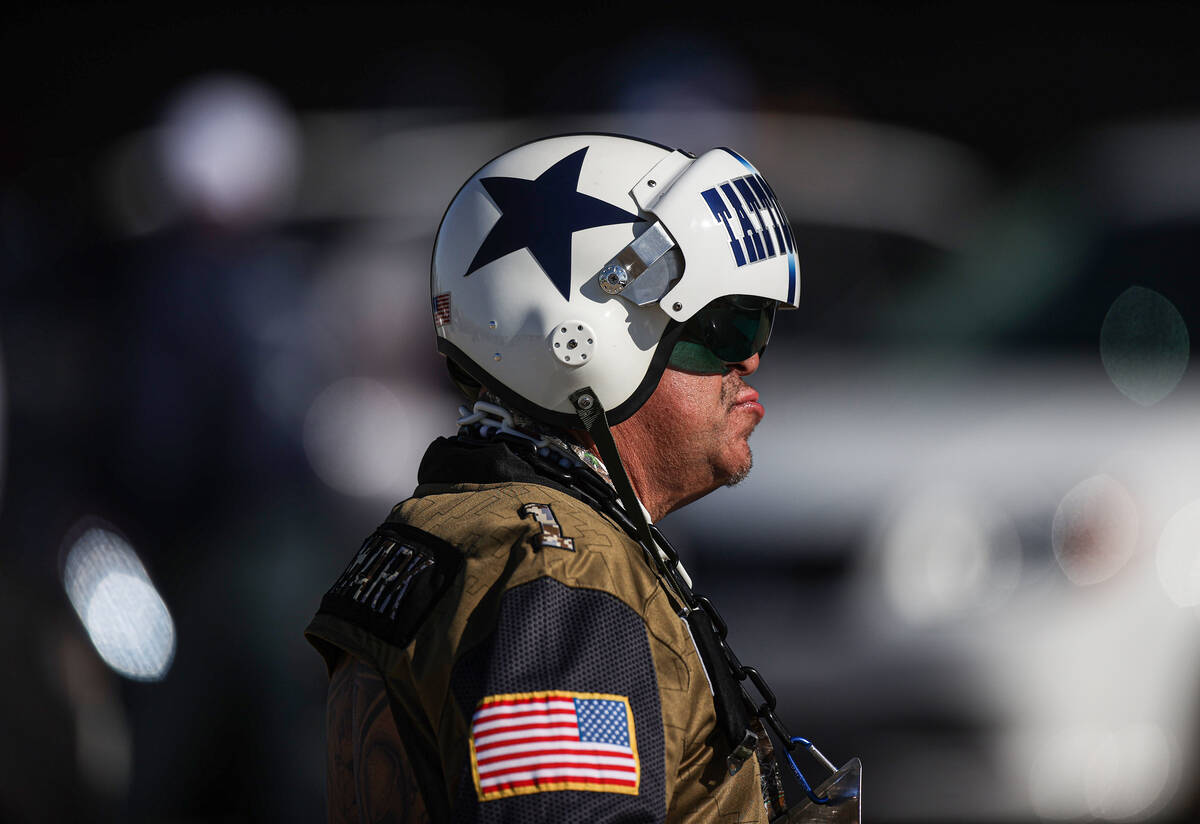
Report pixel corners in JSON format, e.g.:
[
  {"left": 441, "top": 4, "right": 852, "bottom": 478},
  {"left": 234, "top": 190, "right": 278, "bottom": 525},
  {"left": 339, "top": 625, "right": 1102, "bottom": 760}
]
[{"left": 784, "top": 737, "right": 833, "bottom": 805}]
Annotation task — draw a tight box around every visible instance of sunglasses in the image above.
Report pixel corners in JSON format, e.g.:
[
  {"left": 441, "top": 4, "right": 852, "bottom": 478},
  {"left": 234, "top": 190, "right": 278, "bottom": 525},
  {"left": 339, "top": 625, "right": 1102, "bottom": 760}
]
[{"left": 667, "top": 296, "right": 776, "bottom": 375}]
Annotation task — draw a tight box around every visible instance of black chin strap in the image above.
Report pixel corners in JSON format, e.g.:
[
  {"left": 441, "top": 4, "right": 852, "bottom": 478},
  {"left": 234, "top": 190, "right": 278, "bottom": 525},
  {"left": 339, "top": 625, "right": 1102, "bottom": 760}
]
[
  {"left": 568, "top": 388, "right": 655, "bottom": 546},
  {"left": 568, "top": 386, "right": 760, "bottom": 774}
]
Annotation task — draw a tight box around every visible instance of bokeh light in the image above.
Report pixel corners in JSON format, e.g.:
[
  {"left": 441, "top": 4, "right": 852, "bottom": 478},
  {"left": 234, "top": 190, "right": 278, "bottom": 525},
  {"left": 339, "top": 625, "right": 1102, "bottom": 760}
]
[
  {"left": 879, "top": 485, "right": 1022, "bottom": 625},
  {"left": 1051, "top": 475, "right": 1139, "bottom": 586},
  {"left": 159, "top": 74, "right": 299, "bottom": 224},
  {"left": 62, "top": 527, "right": 176, "bottom": 682},
  {"left": 302, "top": 377, "right": 442, "bottom": 498},
  {"left": 1029, "top": 725, "right": 1175, "bottom": 822},
  {"left": 1100, "top": 286, "right": 1189, "bottom": 407},
  {"left": 1029, "top": 727, "right": 1105, "bottom": 820},
  {"left": 1156, "top": 499, "right": 1200, "bottom": 607},
  {"left": 1093, "top": 725, "right": 1177, "bottom": 821}
]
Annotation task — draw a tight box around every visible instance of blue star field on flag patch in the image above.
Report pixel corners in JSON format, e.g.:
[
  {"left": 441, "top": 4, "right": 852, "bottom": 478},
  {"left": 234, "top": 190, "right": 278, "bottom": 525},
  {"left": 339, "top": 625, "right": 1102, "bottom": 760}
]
[
  {"left": 575, "top": 697, "right": 631, "bottom": 747},
  {"left": 465, "top": 147, "right": 642, "bottom": 300}
]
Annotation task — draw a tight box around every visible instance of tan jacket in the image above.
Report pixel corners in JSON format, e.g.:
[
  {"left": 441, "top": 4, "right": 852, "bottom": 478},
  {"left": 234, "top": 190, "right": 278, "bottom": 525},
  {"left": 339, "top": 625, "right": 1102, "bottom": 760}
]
[{"left": 306, "top": 439, "right": 771, "bottom": 823}]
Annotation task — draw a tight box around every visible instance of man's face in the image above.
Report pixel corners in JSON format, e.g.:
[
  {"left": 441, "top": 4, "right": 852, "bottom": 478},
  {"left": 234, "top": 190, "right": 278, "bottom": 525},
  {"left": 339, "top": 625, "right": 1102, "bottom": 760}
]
[{"left": 612, "top": 354, "right": 764, "bottom": 518}]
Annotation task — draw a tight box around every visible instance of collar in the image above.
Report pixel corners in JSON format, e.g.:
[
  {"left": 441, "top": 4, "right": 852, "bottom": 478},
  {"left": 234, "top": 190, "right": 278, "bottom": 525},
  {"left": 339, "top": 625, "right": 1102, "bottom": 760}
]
[
  {"left": 413, "top": 402, "right": 619, "bottom": 517},
  {"left": 455, "top": 397, "right": 614, "bottom": 490}
]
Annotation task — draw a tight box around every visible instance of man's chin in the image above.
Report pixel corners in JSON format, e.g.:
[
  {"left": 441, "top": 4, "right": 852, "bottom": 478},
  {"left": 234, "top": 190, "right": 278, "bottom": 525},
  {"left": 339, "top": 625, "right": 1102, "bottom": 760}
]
[{"left": 723, "top": 451, "right": 753, "bottom": 487}]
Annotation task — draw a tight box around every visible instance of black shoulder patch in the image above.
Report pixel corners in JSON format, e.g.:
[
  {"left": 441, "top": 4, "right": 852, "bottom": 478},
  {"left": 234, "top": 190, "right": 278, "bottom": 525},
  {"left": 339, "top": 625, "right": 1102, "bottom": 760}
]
[
  {"left": 519, "top": 503, "right": 575, "bottom": 551},
  {"left": 317, "top": 522, "right": 463, "bottom": 649}
]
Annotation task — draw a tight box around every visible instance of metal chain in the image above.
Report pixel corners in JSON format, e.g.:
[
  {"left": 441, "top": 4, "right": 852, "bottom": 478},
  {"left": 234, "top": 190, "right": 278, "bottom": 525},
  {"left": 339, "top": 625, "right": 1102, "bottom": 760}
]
[{"left": 650, "top": 528, "right": 802, "bottom": 753}]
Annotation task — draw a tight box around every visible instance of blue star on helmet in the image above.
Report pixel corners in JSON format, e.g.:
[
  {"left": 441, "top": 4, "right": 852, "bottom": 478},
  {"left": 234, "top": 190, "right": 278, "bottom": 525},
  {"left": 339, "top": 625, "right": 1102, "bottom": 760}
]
[{"left": 465, "top": 147, "right": 642, "bottom": 300}]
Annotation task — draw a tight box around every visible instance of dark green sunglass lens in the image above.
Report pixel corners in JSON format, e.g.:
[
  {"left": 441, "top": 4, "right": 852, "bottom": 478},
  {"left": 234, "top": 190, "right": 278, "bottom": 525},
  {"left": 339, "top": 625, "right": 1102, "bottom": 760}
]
[
  {"left": 690, "top": 299, "right": 774, "bottom": 363},
  {"left": 667, "top": 297, "right": 775, "bottom": 375},
  {"left": 668, "top": 340, "right": 730, "bottom": 375}
]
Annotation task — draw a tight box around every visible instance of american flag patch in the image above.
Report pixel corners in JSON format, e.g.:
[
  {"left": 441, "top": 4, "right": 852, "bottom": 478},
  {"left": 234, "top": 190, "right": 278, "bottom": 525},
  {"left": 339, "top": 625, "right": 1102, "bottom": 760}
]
[
  {"left": 469, "top": 690, "right": 640, "bottom": 801},
  {"left": 434, "top": 292, "right": 451, "bottom": 327}
]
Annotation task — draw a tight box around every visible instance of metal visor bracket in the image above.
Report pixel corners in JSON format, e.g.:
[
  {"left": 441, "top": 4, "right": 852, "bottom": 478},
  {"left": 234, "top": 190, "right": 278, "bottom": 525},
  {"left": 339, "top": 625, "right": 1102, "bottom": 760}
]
[{"left": 596, "top": 221, "right": 679, "bottom": 305}]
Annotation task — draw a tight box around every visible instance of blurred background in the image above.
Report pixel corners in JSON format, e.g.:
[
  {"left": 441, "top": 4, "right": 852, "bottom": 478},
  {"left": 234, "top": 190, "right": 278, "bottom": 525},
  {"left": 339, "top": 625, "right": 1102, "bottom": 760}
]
[{"left": 4, "top": 1, "right": 1200, "bottom": 821}]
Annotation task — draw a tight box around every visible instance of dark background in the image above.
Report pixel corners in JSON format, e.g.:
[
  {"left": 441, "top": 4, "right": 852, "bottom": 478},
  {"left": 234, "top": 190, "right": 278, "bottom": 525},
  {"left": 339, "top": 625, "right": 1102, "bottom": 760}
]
[{"left": 4, "top": 2, "right": 1200, "bottom": 822}]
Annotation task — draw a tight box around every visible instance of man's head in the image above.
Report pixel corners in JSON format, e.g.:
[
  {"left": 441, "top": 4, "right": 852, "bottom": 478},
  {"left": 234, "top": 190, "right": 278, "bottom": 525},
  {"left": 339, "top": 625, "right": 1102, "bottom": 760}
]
[{"left": 432, "top": 134, "right": 798, "bottom": 517}]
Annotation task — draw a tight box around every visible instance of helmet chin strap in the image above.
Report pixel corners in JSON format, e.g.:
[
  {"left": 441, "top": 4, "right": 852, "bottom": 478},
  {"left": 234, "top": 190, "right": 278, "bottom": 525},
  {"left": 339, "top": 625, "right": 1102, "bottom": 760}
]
[
  {"left": 569, "top": 385, "right": 702, "bottom": 590},
  {"left": 567, "top": 386, "right": 697, "bottom": 596},
  {"left": 568, "top": 387, "right": 655, "bottom": 548}
]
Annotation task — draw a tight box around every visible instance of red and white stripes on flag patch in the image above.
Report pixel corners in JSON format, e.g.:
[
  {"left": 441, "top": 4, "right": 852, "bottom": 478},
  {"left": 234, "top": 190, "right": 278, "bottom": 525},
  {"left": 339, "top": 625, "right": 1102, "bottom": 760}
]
[
  {"left": 433, "top": 292, "right": 451, "bottom": 327},
  {"left": 469, "top": 690, "right": 640, "bottom": 801}
]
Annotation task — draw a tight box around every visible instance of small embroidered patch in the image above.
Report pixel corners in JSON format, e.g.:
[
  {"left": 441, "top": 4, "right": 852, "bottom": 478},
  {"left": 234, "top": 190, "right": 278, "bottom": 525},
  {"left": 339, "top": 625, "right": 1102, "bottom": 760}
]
[
  {"left": 469, "top": 690, "right": 639, "bottom": 801},
  {"left": 520, "top": 503, "right": 575, "bottom": 551}
]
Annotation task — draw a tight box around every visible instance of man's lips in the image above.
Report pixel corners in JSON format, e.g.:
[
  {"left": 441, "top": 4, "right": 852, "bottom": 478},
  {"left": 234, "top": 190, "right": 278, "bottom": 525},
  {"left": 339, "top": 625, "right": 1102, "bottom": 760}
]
[{"left": 730, "top": 388, "right": 764, "bottom": 419}]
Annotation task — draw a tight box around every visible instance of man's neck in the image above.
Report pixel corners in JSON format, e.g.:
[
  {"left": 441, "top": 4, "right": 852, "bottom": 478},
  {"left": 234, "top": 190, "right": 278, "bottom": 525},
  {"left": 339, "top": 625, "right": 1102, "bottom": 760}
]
[{"left": 594, "top": 426, "right": 696, "bottom": 523}]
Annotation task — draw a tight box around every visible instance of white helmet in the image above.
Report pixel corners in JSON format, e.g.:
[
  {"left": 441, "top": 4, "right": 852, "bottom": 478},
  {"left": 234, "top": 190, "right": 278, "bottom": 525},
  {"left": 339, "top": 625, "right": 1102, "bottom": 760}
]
[{"left": 431, "top": 133, "right": 800, "bottom": 427}]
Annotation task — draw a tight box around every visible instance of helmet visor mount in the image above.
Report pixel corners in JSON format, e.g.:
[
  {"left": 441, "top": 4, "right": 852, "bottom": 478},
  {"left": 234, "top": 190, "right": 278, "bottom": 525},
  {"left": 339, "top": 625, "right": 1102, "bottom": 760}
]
[{"left": 667, "top": 295, "right": 776, "bottom": 375}]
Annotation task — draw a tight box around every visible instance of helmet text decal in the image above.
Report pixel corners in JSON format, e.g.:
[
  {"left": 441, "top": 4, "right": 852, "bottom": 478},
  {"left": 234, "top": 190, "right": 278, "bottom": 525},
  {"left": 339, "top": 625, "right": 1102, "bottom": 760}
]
[{"left": 700, "top": 173, "right": 795, "bottom": 269}]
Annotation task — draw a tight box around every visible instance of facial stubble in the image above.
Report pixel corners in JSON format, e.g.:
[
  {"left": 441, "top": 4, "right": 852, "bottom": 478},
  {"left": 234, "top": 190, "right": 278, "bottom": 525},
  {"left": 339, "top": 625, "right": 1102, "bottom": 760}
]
[{"left": 721, "top": 374, "right": 755, "bottom": 487}]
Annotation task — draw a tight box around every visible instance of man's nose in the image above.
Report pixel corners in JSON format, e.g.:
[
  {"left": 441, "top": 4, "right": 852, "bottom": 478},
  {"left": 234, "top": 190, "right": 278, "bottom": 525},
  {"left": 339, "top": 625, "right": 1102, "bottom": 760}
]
[{"left": 727, "top": 352, "right": 760, "bottom": 376}]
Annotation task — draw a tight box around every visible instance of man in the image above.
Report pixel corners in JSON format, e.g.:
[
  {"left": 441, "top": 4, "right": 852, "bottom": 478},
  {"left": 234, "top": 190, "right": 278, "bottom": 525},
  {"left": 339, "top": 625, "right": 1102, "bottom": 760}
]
[{"left": 306, "top": 134, "right": 853, "bottom": 822}]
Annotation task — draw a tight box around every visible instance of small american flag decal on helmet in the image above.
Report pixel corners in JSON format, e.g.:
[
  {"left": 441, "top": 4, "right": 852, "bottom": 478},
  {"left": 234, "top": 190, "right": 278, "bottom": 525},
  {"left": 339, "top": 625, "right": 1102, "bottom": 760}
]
[
  {"left": 469, "top": 691, "right": 639, "bottom": 801},
  {"left": 434, "top": 293, "right": 452, "bottom": 326}
]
